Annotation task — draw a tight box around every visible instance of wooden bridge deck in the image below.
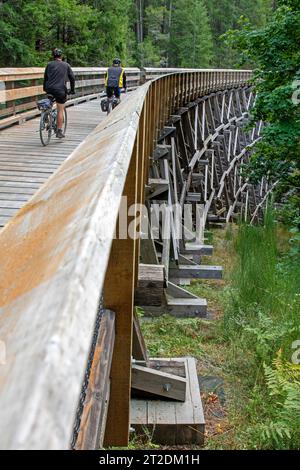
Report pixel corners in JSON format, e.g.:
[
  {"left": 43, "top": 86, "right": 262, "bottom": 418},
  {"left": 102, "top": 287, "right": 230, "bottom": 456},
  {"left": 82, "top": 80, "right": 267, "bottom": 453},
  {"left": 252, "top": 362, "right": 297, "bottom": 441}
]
[{"left": 0, "top": 99, "right": 104, "bottom": 228}]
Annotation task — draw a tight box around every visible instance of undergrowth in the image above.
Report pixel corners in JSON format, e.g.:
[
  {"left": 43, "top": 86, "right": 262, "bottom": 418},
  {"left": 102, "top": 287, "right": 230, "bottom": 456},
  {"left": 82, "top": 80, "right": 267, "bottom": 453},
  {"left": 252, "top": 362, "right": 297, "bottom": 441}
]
[{"left": 221, "top": 209, "right": 300, "bottom": 449}]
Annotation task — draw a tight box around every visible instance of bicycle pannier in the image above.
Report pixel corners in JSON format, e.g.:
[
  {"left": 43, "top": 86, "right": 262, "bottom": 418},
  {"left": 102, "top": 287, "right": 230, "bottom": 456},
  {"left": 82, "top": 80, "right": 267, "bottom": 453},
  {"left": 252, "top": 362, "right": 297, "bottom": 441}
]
[
  {"left": 100, "top": 98, "right": 108, "bottom": 112},
  {"left": 37, "top": 99, "right": 52, "bottom": 111}
]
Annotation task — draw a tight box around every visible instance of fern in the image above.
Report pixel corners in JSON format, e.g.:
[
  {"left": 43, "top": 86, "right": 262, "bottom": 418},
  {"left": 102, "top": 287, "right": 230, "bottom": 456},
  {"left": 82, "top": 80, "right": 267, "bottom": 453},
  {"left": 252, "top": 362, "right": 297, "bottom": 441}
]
[{"left": 258, "top": 352, "right": 300, "bottom": 449}]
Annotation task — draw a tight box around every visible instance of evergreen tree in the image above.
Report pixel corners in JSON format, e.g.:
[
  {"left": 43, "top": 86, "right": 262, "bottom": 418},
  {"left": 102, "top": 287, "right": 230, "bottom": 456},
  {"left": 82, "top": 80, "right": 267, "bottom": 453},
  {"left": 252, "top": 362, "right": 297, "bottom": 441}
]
[
  {"left": 204, "top": 0, "right": 272, "bottom": 67},
  {"left": 169, "top": 0, "right": 213, "bottom": 68},
  {"left": 0, "top": 0, "right": 275, "bottom": 68}
]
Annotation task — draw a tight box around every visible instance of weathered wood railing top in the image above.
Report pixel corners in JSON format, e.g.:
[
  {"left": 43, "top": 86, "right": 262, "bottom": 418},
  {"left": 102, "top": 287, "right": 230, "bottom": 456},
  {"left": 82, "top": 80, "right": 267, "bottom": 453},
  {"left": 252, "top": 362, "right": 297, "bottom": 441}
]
[{"left": 0, "top": 68, "right": 252, "bottom": 449}]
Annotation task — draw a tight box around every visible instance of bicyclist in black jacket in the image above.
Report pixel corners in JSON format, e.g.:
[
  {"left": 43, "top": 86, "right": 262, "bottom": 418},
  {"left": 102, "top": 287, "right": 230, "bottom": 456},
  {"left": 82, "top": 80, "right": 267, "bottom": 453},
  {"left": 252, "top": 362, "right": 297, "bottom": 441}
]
[
  {"left": 43, "top": 48, "right": 75, "bottom": 138},
  {"left": 105, "top": 58, "right": 127, "bottom": 102}
]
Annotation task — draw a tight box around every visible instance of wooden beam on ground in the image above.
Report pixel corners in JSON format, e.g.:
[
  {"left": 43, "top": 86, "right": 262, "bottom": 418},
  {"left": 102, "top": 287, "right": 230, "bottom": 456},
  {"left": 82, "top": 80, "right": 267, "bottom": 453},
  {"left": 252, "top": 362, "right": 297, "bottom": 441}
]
[
  {"left": 182, "top": 243, "right": 214, "bottom": 256},
  {"left": 170, "top": 264, "right": 223, "bottom": 280},
  {"left": 131, "top": 364, "right": 187, "bottom": 402}
]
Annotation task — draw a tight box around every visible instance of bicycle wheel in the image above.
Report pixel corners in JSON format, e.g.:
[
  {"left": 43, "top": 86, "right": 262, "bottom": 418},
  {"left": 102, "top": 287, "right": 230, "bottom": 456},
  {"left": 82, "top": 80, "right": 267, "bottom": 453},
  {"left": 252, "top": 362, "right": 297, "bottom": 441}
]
[
  {"left": 63, "top": 108, "right": 68, "bottom": 135},
  {"left": 107, "top": 99, "right": 112, "bottom": 115},
  {"left": 40, "top": 110, "right": 52, "bottom": 146}
]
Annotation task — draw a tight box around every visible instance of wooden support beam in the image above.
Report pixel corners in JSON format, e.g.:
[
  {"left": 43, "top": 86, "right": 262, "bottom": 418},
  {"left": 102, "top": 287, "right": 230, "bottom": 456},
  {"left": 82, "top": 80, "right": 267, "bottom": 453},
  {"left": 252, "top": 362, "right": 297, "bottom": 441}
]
[
  {"left": 164, "top": 295, "right": 207, "bottom": 317},
  {"left": 152, "top": 145, "right": 171, "bottom": 161},
  {"left": 182, "top": 243, "right": 214, "bottom": 256},
  {"left": 166, "top": 281, "right": 199, "bottom": 299},
  {"left": 132, "top": 310, "right": 149, "bottom": 363},
  {"left": 103, "top": 142, "right": 139, "bottom": 447},
  {"left": 147, "top": 178, "right": 169, "bottom": 199},
  {"left": 131, "top": 365, "right": 187, "bottom": 402},
  {"left": 170, "top": 264, "right": 223, "bottom": 280},
  {"left": 140, "top": 234, "right": 159, "bottom": 265},
  {"left": 135, "top": 264, "right": 165, "bottom": 307},
  {"left": 158, "top": 126, "right": 176, "bottom": 143}
]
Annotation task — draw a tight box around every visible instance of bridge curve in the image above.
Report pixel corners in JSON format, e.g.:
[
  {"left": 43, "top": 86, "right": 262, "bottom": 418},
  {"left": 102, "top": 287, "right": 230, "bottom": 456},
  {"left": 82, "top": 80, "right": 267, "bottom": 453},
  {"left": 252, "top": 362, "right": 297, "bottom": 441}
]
[{"left": 0, "top": 68, "right": 267, "bottom": 450}]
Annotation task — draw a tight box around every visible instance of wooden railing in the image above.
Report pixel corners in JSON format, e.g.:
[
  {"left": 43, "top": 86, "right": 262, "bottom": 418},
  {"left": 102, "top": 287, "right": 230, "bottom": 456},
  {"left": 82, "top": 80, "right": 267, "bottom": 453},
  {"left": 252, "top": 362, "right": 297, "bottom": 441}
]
[
  {"left": 0, "top": 69, "right": 252, "bottom": 449},
  {"left": 0, "top": 67, "right": 140, "bottom": 128}
]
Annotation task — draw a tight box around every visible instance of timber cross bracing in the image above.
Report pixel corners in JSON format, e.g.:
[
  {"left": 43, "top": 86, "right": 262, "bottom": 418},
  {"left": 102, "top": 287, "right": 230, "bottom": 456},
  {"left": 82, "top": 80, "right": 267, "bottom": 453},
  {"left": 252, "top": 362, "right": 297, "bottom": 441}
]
[{"left": 0, "top": 68, "right": 271, "bottom": 449}]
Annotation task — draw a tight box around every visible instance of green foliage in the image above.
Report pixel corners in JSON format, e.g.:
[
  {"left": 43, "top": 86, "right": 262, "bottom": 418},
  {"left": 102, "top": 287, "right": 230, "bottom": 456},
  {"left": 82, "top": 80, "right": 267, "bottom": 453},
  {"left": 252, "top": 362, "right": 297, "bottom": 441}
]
[
  {"left": 169, "top": 0, "right": 213, "bottom": 68},
  {"left": 222, "top": 210, "right": 300, "bottom": 449},
  {"left": 0, "top": 1, "right": 270, "bottom": 68},
  {"left": 204, "top": 0, "right": 271, "bottom": 67},
  {"left": 0, "top": 0, "right": 133, "bottom": 66},
  {"left": 224, "top": 1, "right": 300, "bottom": 230},
  {"left": 250, "top": 353, "right": 300, "bottom": 448}
]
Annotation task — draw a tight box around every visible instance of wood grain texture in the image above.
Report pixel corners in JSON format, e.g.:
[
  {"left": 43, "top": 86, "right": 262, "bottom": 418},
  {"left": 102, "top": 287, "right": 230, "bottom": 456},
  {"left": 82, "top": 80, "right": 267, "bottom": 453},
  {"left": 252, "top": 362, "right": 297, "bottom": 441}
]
[{"left": 135, "top": 263, "right": 165, "bottom": 307}]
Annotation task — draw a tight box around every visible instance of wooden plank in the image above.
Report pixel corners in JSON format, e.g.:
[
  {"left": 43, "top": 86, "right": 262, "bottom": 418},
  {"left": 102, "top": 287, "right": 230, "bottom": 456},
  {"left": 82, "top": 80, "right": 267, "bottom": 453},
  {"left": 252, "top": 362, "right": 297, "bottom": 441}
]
[
  {"left": 0, "top": 194, "right": 32, "bottom": 202},
  {"left": 170, "top": 264, "right": 223, "bottom": 280},
  {"left": 165, "top": 295, "right": 207, "bottom": 318},
  {"left": 0, "top": 201, "right": 24, "bottom": 209},
  {"left": 130, "top": 400, "right": 148, "bottom": 426},
  {"left": 75, "top": 310, "right": 115, "bottom": 450},
  {"left": 132, "top": 364, "right": 187, "bottom": 402},
  {"left": 182, "top": 243, "right": 213, "bottom": 256},
  {"left": 0, "top": 85, "right": 44, "bottom": 103},
  {"left": 148, "top": 401, "right": 177, "bottom": 446},
  {"left": 175, "top": 358, "right": 205, "bottom": 445},
  {"left": 140, "top": 231, "right": 159, "bottom": 265}
]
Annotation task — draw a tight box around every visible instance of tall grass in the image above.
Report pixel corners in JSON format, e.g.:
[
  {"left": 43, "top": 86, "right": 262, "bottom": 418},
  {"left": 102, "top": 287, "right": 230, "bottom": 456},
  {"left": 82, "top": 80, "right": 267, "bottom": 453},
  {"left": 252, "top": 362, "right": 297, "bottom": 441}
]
[{"left": 222, "top": 209, "right": 300, "bottom": 449}]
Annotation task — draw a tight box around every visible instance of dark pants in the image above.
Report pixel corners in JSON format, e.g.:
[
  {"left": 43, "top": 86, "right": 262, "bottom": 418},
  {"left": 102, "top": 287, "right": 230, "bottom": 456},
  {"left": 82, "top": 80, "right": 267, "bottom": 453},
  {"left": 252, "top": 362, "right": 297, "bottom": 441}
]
[
  {"left": 46, "top": 88, "right": 67, "bottom": 104},
  {"left": 106, "top": 86, "right": 121, "bottom": 99}
]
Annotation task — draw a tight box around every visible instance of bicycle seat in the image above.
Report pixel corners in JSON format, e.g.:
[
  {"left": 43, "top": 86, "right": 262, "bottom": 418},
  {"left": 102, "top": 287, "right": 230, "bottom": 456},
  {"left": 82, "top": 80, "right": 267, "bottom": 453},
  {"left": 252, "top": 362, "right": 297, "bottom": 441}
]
[{"left": 47, "top": 94, "right": 56, "bottom": 102}]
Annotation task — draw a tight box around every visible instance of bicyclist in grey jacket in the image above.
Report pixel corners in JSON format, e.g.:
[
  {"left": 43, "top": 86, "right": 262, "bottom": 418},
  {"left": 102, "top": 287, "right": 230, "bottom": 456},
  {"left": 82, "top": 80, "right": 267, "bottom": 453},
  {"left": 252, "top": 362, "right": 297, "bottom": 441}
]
[{"left": 43, "top": 48, "right": 75, "bottom": 138}]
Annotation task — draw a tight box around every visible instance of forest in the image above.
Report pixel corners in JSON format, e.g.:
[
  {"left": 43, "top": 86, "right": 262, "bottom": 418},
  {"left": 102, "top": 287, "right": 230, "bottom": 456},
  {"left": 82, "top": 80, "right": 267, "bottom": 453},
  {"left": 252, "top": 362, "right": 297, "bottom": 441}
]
[{"left": 0, "top": 0, "right": 272, "bottom": 68}]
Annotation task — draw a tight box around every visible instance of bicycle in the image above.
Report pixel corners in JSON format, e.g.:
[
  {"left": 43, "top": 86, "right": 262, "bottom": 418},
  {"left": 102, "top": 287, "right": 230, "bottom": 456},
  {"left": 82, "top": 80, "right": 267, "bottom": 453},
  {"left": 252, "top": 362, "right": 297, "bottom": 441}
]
[
  {"left": 100, "top": 88, "right": 126, "bottom": 115},
  {"left": 106, "top": 95, "right": 120, "bottom": 115},
  {"left": 37, "top": 95, "right": 67, "bottom": 146}
]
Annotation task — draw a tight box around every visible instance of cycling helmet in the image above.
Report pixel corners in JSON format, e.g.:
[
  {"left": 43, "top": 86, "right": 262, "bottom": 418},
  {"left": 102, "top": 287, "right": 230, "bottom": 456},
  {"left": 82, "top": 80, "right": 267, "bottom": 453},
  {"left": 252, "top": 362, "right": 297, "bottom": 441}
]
[
  {"left": 113, "top": 58, "right": 121, "bottom": 66},
  {"left": 52, "top": 48, "right": 63, "bottom": 59}
]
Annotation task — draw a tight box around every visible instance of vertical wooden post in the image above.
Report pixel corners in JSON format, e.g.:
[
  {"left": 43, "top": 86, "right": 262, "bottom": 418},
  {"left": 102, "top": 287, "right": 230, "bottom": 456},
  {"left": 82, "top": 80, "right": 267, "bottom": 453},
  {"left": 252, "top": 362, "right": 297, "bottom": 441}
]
[{"left": 103, "top": 141, "right": 139, "bottom": 447}]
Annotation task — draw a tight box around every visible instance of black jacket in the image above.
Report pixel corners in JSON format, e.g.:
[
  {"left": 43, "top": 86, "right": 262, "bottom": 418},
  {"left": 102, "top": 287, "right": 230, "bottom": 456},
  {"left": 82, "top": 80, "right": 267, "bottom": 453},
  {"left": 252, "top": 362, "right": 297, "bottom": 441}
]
[{"left": 43, "top": 60, "right": 75, "bottom": 94}]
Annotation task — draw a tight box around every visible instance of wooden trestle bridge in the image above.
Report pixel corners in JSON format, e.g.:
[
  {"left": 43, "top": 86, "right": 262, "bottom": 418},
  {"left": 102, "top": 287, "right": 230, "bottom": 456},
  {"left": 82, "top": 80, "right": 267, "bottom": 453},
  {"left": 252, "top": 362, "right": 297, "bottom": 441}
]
[{"left": 0, "top": 67, "right": 269, "bottom": 450}]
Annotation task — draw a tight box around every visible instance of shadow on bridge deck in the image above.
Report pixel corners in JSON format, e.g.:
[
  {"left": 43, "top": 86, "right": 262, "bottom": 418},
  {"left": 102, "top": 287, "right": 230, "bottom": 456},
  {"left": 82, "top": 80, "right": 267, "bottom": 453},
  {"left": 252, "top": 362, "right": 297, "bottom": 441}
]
[{"left": 0, "top": 98, "right": 104, "bottom": 228}]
